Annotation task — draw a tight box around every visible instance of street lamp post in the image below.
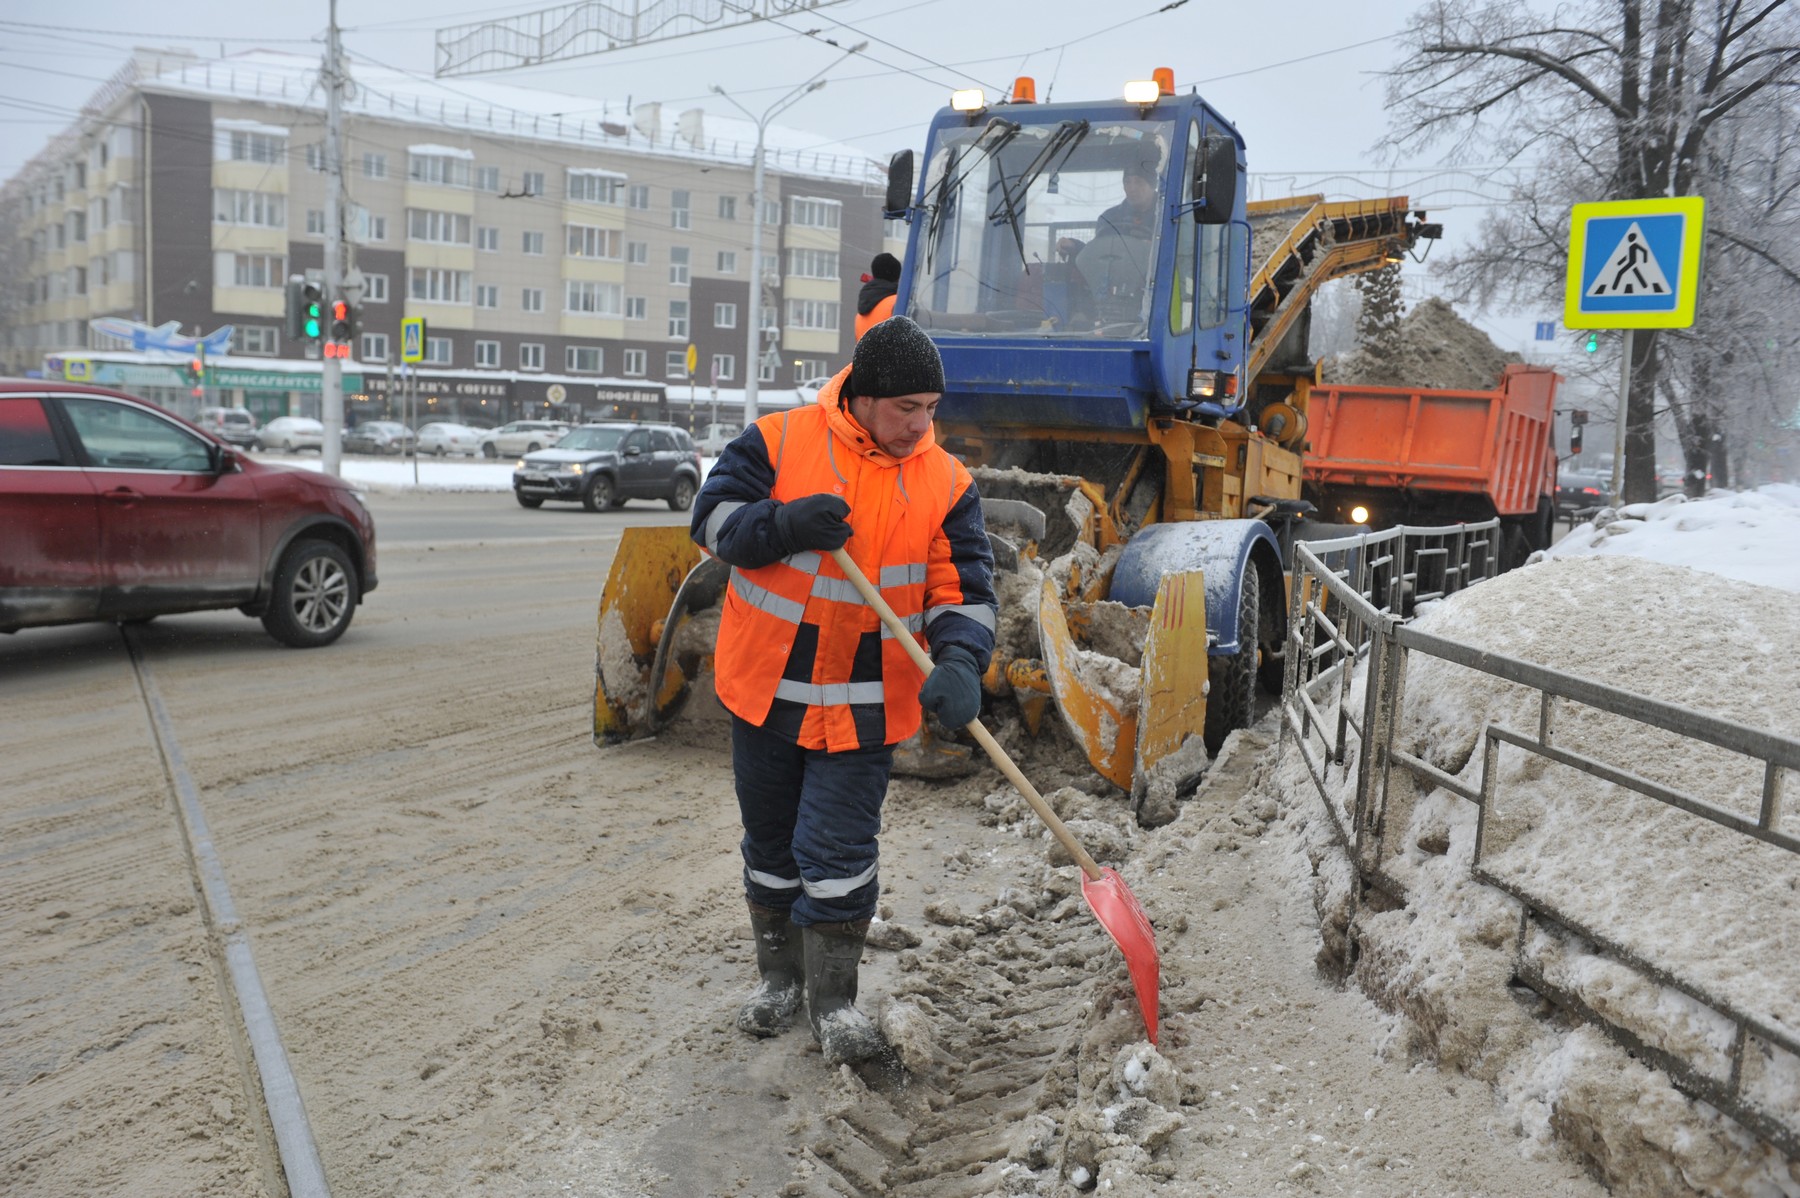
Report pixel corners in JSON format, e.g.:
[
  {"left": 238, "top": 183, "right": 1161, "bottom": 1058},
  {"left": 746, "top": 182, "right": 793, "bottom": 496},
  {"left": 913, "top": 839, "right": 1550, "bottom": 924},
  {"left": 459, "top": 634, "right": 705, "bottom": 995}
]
[{"left": 711, "top": 42, "right": 865, "bottom": 428}]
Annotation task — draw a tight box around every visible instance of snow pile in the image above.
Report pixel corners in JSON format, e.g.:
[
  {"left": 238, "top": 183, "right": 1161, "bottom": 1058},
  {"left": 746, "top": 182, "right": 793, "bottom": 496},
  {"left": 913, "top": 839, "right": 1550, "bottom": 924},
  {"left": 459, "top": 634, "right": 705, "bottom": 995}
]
[
  {"left": 1324, "top": 296, "right": 1523, "bottom": 390},
  {"left": 1273, "top": 486, "right": 1800, "bottom": 1196}
]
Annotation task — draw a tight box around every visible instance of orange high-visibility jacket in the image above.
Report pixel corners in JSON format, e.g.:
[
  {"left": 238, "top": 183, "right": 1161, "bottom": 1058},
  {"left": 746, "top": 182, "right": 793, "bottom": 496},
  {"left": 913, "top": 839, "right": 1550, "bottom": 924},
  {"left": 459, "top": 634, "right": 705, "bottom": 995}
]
[
  {"left": 853, "top": 294, "right": 896, "bottom": 341},
  {"left": 703, "top": 369, "right": 995, "bottom": 751}
]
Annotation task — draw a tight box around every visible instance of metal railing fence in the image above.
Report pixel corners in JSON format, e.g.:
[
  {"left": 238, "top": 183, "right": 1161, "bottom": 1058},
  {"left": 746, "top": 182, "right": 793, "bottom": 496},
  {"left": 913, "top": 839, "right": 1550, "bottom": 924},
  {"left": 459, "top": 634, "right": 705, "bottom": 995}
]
[{"left": 1279, "top": 529, "right": 1800, "bottom": 1159}]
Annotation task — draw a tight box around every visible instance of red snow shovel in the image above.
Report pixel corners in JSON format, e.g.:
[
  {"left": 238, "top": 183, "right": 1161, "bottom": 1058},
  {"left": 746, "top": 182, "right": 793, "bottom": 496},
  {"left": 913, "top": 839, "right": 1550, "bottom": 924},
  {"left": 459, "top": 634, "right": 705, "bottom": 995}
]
[{"left": 828, "top": 548, "right": 1161, "bottom": 1044}]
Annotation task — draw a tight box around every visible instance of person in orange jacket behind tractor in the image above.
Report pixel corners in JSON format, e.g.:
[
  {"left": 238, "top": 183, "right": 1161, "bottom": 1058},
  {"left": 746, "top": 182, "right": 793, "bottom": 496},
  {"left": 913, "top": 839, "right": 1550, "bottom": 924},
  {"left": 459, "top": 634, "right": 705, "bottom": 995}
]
[
  {"left": 690, "top": 316, "right": 996, "bottom": 1065},
  {"left": 852, "top": 252, "right": 901, "bottom": 341}
]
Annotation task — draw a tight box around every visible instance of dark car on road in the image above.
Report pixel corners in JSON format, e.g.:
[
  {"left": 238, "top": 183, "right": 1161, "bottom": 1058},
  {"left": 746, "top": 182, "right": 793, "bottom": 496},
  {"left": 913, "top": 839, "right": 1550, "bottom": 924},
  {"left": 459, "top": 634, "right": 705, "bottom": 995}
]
[
  {"left": 1555, "top": 468, "right": 1610, "bottom": 521},
  {"left": 512, "top": 422, "right": 702, "bottom": 512},
  {"left": 0, "top": 381, "right": 377, "bottom": 647},
  {"left": 342, "top": 420, "right": 417, "bottom": 456}
]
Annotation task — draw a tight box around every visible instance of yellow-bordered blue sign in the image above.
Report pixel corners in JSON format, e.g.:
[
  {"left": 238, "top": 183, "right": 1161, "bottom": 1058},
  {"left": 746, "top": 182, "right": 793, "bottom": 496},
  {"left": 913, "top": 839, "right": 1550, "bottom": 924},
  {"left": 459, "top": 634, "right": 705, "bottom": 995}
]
[
  {"left": 400, "top": 317, "right": 426, "bottom": 364},
  {"left": 1564, "top": 197, "right": 1704, "bottom": 329}
]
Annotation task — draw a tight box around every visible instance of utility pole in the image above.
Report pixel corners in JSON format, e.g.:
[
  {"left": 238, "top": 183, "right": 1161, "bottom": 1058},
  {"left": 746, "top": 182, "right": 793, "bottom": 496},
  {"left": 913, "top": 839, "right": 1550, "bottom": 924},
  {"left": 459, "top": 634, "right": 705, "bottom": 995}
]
[
  {"left": 710, "top": 40, "right": 864, "bottom": 427},
  {"left": 321, "top": 0, "right": 346, "bottom": 477}
]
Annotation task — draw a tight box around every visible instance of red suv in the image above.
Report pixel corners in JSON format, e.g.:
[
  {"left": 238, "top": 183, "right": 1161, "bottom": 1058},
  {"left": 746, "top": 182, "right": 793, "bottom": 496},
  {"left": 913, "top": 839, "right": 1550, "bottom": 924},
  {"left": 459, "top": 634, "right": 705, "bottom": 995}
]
[{"left": 0, "top": 382, "right": 377, "bottom": 647}]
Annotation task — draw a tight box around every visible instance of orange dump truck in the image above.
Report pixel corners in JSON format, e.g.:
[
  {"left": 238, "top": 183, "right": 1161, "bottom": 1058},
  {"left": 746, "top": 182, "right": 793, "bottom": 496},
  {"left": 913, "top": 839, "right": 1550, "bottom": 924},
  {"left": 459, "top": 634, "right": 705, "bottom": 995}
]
[{"left": 1302, "top": 363, "right": 1560, "bottom": 568}]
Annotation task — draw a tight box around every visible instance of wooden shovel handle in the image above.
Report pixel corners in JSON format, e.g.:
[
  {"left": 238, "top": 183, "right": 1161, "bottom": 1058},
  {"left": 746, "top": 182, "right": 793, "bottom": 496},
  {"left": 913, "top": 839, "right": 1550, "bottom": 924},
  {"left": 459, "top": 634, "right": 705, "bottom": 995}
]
[{"left": 827, "top": 547, "right": 1102, "bottom": 881}]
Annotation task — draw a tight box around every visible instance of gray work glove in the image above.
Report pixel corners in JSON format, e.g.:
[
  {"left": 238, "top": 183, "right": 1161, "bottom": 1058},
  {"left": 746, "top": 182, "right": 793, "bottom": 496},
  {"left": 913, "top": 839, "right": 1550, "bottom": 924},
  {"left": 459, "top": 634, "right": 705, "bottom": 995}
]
[{"left": 919, "top": 645, "right": 982, "bottom": 728}]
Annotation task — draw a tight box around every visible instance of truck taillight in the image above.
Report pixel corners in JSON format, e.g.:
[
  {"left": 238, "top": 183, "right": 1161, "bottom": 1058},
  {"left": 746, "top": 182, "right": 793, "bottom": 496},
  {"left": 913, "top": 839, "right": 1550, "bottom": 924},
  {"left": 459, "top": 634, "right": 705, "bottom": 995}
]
[{"left": 1187, "top": 370, "right": 1238, "bottom": 400}]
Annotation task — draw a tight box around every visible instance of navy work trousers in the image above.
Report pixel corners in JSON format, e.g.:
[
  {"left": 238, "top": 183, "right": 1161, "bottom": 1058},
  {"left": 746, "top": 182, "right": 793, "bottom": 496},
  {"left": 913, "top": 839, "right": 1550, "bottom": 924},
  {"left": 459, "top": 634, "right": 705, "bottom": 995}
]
[{"left": 731, "top": 714, "right": 894, "bottom": 927}]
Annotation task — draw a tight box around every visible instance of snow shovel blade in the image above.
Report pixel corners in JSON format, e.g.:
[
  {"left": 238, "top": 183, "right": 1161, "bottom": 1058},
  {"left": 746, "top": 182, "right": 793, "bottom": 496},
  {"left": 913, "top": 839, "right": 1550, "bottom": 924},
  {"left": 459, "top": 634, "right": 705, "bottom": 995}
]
[{"left": 1080, "top": 866, "right": 1160, "bottom": 1046}]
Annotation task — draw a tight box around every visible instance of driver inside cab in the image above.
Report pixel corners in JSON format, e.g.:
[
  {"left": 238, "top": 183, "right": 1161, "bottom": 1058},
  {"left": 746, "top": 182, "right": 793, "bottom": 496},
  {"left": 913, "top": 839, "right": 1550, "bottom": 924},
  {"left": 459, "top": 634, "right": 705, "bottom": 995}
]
[{"left": 1043, "top": 158, "right": 1161, "bottom": 330}]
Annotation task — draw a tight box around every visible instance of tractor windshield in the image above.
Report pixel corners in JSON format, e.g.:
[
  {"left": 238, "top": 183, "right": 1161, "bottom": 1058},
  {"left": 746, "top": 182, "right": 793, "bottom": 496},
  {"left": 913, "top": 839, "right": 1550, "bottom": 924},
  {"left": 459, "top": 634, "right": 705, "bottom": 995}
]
[{"left": 908, "top": 118, "right": 1174, "bottom": 340}]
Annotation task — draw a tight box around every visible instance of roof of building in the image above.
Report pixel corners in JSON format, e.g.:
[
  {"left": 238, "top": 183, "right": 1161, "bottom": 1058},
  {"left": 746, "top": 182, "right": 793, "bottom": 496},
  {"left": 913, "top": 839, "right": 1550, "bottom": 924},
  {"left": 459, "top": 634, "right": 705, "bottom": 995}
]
[{"left": 124, "top": 48, "right": 886, "bottom": 188}]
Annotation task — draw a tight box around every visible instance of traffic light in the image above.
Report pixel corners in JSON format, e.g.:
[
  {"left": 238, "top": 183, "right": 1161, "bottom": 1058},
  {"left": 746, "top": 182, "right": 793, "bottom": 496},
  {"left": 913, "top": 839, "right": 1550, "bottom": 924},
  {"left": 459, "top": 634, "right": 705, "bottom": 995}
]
[
  {"left": 330, "top": 299, "right": 355, "bottom": 345},
  {"left": 1570, "top": 424, "right": 1584, "bottom": 454},
  {"left": 1584, "top": 331, "right": 1599, "bottom": 353},
  {"left": 284, "top": 275, "right": 306, "bottom": 339},
  {"left": 189, "top": 350, "right": 205, "bottom": 399}
]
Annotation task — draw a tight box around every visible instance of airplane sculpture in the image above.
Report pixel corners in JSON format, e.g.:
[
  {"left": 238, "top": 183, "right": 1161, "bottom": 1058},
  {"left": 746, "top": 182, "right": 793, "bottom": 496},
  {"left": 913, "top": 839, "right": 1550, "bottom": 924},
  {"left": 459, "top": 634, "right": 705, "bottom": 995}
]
[{"left": 88, "top": 317, "right": 236, "bottom": 357}]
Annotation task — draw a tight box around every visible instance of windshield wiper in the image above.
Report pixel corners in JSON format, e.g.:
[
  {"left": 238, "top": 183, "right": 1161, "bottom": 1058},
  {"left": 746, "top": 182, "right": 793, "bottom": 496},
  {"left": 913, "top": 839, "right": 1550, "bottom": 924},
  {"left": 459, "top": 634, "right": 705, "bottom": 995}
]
[
  {"left": 924, "top": 118, "right": 1022, "bottom": 255},
  {"left": 987, "top": 120, "right": 1090, "bottom": 265}
]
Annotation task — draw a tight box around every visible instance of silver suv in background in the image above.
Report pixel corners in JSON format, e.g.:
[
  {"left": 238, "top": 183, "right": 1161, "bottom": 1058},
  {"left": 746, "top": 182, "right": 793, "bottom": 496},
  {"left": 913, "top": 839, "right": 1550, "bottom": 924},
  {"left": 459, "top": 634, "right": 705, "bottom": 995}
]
[
  {"left": 196, "top": 406, "right": 260, "bottom": 449},
  {"left": 512, "top": 423, "right": 702, "bottom": 512},
  {"left": 480, "top": 420, "right": 569, "bottom": 458}
]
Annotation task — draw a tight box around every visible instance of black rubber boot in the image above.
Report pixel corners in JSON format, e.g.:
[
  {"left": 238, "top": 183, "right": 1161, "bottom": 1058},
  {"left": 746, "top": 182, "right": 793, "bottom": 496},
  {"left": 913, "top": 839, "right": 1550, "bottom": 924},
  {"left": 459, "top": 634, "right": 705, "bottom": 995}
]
[
  {"left": 802, "top": 920, "right": 886, "bottom": 1066},
  {"left": 737, "top": 902, "right": 804, "bottom": 1037}
]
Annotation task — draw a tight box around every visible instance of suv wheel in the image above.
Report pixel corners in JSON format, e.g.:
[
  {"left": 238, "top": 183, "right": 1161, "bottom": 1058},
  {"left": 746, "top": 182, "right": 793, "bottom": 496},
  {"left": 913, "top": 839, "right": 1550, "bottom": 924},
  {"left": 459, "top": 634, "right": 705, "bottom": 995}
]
[
  {"left": 582, "top": 475, "right": 614, "bottom": 512},
  {"left": 261, "top": 539, "right": 357, "bottom": 648},
  {"left": 516, "top": 492, "right": 544, "bottom": 509},
  {"left": 668, "top": 476, "right": 696, "bottom": 512}
]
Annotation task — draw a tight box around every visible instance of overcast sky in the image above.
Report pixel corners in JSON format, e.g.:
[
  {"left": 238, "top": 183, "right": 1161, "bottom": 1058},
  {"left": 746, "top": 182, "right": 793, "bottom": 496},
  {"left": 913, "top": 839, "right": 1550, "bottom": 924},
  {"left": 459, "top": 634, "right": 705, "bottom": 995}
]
[{"left": 0, "top": 0, "right": 1574, "bottom": 358}]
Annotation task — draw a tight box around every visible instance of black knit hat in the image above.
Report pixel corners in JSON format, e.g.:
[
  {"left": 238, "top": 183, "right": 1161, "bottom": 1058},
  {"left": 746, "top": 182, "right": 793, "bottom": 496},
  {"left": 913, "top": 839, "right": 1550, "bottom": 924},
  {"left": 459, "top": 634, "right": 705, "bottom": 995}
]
[
  {"left": 847, "top": 315, "right": 944, "bottom": 399},
  {"left": 870, "top": 252, "right": 902, "bottom": 283}
]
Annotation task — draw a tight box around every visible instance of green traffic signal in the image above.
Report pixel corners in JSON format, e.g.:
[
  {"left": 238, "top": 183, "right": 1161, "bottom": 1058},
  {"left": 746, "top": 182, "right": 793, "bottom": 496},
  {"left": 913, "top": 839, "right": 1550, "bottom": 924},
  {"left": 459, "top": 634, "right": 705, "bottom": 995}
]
[
  {"left": 1584, "top": 331, "right": 1599, "bottom": 353},
  {"left": 305, "top": 302, "right": 322, "bottom": 339}
]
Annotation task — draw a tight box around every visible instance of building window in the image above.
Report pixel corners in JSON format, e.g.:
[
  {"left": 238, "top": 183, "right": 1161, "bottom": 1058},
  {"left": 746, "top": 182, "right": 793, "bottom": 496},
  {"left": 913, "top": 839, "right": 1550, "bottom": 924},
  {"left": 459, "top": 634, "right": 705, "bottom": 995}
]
[
  {"left": 361, "top": 332, "right": 389, "bottom": 362},
  {"left": 238, "top": 325, "right": 280, "bottom": 355},
  {"left": 475, "top": 339, "right": 500, "bottom": 368},
  {"left": 759, "top": 355, "right": 778, "bottom": 383},
  {"left": 626, "top": 240, "right": 648, "bottom": 266},
  {"left": 790, "top": 197, "right": 842, "bottom": 229},
  {"left": 718, "top": 195, "right": 737, "bottom": 220},
  {"left": 793, "top": 357, "right": 828, "bottom": 384},
  {"left": 522, "top": 287, "right": 545, "bottom": 312},
  {"left": 407, "top": 209, "right": 472, "bottom": 245},
  {"left": 761, "top": 253, "right": 779, "bottom": 279},
  {"left": 519, "top": 343, "right": 544, "bottom": 371},
  {"left": 787, "top": 248, "right": 839, "bottom": 280},
  {"left": 363, "top": 152, "right": 388, "bottom": 179},
  {"left": 409, "top": 152, "right": 471, "bottom": 188},
  {"left": 522, "top": 171, "right": 545, "bottom": 196},
  {"left": 363, "top": 273, "right": 389, "bottom": 303},
  {"left": 628, "top": 184, "right": 650, "bottom": 210},
  {"left": 567, "top": 171, "right": 625, "bottom": 204},
  {"left": 306, "top": 209, "right": 326, "bottom": 236},
  {"left": 566, "top": 225, "right": 623, "bottom": 259},
  {"left": 566, "top": 345, "right": 603, "bottom": 373},
  {"left": 566, "top": 280, "right": 623, "bottom": 316},
  {"left": 713, "top": 302, "right": 737, "bottom": 328},
  {"left": 785, "top": 298, "right": 840, "bottom": 332},
  {"left": 761, "top": 199, "right": 782, "bottom": 226},
  {"left": 221, "top": 129, "right": 285, "bottom": 164},
  {"left": 670, "top": 189, "right": 690, "bottom": 229},
  {"left": 360, "top": 213, "right": 388, "bottom": 243},
  {"left": 883, "top": 217, "right": 907, "bottom": 240},
  {"left": 424, "top": 337, "right": 454, "bottom": 365},
  {"left": 408, "top": 267, "right": 473, "bottom": 304},
  {"left": 668, "top": 300, "right": 689, "bottom": 339},
  {"left": 669, "top": 246, "right": 690, "bottom": 285},
  {"left": 666, "top": 350, "right": 688, "bottom": 380},
  {"left": 216, "top": 252, "right": 285, "bottom": 289},
  {"left": 623, "top": 349, "right": 647, "bottom": 377},
  {"left": 625, "top": 296, "right": 646, "bottom": 320},
  {"left": 522, "top": 231, "right": 544, "bottom": 255},
  {"left": 304, "top": 144, "right": 325, "bottom": 172},
  {"left": 711, "top": 353, "right": 735, "bottom": 382},
  {"left": 475, "top": 284, "right": 499, "bottom": 309},
  {"left": 213, "top": 189, "right": 285, "bottom": 228},
  {"left": 477, "top": 225, "right": 500, "bottom": 251},
  {"left": 475, "top": 165, "right": 500, "bottom": 192},
  {"left": 716, "top": 250, "right": 737, "bottom": 274}
]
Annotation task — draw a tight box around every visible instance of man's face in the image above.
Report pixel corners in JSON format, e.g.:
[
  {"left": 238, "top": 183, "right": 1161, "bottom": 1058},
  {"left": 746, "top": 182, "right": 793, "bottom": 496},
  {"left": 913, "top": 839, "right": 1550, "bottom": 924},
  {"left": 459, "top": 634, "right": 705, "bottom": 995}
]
[
  {"left": 1122, "top": 172, "right": 1157, "bottom": 210},
  {"left": 850, "top": 391, "right": 940, "bottom": 458}
]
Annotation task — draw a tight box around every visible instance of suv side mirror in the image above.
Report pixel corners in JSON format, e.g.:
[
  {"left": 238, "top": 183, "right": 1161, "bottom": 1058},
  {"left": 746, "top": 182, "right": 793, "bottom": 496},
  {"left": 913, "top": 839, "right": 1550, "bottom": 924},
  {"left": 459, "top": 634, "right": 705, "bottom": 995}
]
[
  {"left": 1195, "top": 134, "right": 1237, "bottom": 226},
  {"left": 884, "top": 149, "right": 914, "bottom": 220}
]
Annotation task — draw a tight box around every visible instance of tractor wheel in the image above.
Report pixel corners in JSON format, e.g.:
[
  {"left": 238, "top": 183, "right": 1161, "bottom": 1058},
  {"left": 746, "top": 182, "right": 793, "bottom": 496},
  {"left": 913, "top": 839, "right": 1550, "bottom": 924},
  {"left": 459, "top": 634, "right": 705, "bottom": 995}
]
[{"left": 1204, "top": 565, "right": 1260, "bottom": 755}]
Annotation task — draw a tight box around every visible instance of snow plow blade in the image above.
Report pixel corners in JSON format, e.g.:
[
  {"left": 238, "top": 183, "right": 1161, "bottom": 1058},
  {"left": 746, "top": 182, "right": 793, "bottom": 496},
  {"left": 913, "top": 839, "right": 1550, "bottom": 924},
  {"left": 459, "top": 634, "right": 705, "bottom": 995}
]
[{"left": 593, "top": 526, "right": 723, "bottom": 745}]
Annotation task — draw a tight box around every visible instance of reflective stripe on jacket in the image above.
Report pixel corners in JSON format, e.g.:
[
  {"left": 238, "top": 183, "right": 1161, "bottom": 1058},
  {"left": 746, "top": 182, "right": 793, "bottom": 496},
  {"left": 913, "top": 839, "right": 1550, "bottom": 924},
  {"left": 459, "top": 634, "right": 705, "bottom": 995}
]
[{"left": 695, "top": 366, "right": 996, "bottom": 751}]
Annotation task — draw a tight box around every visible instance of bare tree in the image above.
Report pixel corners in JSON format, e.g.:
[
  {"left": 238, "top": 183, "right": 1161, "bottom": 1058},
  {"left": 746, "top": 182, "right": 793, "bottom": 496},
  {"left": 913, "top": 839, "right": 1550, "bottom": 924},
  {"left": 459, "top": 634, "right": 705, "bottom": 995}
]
[{"left": 1383, "top": 1, "right": 1800, "bottom": 500}]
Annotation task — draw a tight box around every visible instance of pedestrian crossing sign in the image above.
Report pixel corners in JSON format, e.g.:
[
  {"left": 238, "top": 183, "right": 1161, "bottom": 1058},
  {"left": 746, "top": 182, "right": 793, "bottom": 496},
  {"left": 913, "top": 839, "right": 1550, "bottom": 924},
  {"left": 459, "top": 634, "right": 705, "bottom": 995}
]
[
  {"left": 401, "top": 317, "right": 426, "bottom": 364},
  {"left": 1564, "top": 197, "right": 1704, "bottom": 329}
]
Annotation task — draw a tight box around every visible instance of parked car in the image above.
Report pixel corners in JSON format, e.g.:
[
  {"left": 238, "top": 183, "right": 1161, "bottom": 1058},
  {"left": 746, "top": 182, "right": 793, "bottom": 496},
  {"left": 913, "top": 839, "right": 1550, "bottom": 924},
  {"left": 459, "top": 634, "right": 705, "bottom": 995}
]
[
  {"left": 0, "top": 381, "right": 377, "bottom": 647},
  {"left": 481, "top": 420, "right": 570, "bottom": 458},
  {"left": 343, "top": 420, "right": 417, "bottom": 456},
  {"left": 257, "top": 416, "right": 327, "bottom": 453},
  {"left": 512, "top": 422, "right": 702, "bottom": 512},
  {"left": 195, "top": 405, "right": 260, "bottom": 449},
  {"left": 1555, "top": 468, "right": 1610, "bottom": 521},
  {"left": 694, "top": 421, "right": 742, "bottom": 455},
  {"left": 415, "top": 421, "right": 484, "bottom": 457}
]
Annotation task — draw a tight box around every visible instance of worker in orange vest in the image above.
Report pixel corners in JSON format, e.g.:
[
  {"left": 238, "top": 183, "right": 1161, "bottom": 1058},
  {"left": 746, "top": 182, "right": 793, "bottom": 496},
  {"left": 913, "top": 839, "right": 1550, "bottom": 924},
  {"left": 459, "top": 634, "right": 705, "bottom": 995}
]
[
  {"left": 853, "top": 252, "right": 901, "bottom": 341},
  {"left": 691, "top": 316, "right": 996, "bottom": 1065}
]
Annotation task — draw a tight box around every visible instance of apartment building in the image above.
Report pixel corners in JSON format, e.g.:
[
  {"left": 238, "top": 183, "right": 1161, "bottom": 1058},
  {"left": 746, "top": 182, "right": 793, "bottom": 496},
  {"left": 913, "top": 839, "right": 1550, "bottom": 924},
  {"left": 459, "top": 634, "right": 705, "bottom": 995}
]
[{"left": 0, "top": 48, "right": 903, "bottom": 421}]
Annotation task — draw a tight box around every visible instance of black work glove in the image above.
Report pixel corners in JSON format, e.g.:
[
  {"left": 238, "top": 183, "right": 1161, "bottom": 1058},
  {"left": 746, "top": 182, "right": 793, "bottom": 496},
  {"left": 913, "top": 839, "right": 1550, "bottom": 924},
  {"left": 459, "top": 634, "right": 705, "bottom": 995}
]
[
  {"left": 774, "top": 493, "right": 851, "bottom": 553},
  {"left": 919, "top": 645, "right": 982, "bottom": 729}
]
